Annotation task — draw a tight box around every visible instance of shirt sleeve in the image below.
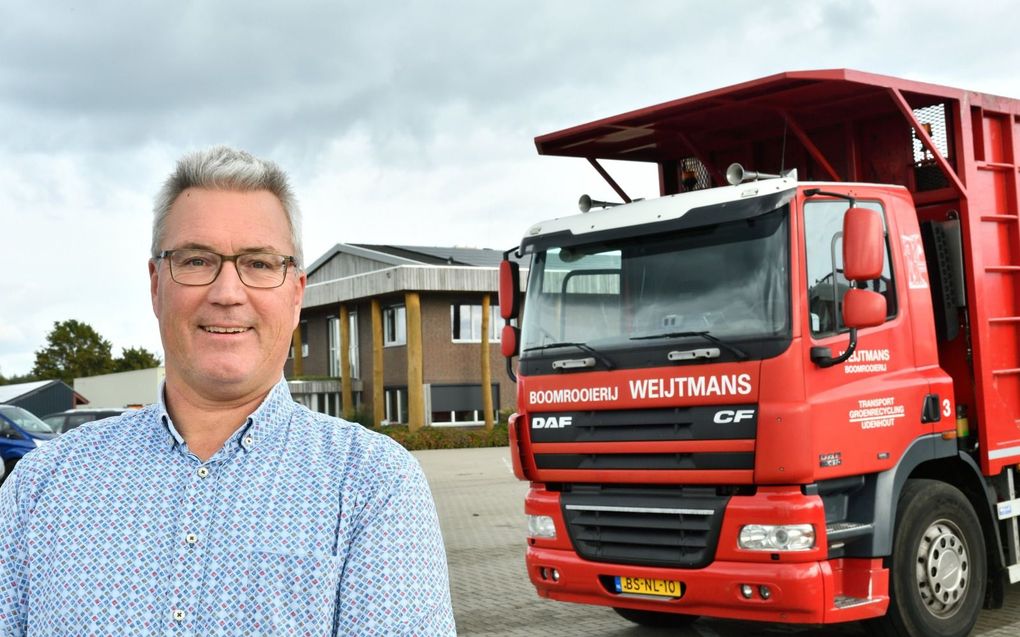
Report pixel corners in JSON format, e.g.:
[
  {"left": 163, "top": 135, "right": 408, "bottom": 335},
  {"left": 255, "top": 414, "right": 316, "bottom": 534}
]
[
  {"left": 0, "top": 462, "right": 33, "bottom": 637},
  {"left": 335, "top": 440, "right": 456, "bottom": 636}
]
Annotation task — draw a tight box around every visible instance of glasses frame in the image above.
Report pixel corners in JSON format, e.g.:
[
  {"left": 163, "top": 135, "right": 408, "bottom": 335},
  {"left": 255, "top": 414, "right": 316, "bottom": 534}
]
[{"left": 157, "top": 249, "right": 297, "bottom": 289}]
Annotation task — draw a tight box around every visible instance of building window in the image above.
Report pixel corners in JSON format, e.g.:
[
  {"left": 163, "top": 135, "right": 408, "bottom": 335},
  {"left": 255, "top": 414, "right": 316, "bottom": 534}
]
[
  {"left": 428, "top": 383, "right": 500, "bottom": 427},
  {"left": 384, "top": 387, "right": 407, "bottom": 424},
  {"left": 328, "top": 312, "right": 360, "bottom": 378},
  {"left": 348, "top": 311, "right": 360, "bottom": 378},
  {"left": 451, "top": 304, "right": 500, "bottom": 342},
  {"left": 384, "top": 305, "right": 406, "bottom": 346},
  {"left": 430, "top": 409, "right": 497, "bottom": 426},
  {"left": 288, "top": 320, "right": 309, "bottom": 359},
  {"left": 328, "top": 317, "right": 340, "bottom": 376}
]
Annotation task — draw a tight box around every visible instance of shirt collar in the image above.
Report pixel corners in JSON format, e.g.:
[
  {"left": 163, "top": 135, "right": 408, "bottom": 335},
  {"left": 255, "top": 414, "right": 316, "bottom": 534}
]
[{"left": 157, "top": 377, "right": 294, "bottom": 454}]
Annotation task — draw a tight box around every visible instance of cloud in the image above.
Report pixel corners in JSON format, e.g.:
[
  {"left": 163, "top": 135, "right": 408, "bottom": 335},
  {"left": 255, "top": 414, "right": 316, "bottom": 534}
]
[{"left": 2, "top": 0, "right": 1020, "bottom": 375}]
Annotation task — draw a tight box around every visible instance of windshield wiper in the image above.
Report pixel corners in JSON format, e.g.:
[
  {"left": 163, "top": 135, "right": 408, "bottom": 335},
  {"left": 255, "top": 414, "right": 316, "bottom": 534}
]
[
  {"left": 522, "top": 341, "right": 616, "bottom": 370},
  {"left": 630, "top": 330, "right": 749, "bottom": 361}
]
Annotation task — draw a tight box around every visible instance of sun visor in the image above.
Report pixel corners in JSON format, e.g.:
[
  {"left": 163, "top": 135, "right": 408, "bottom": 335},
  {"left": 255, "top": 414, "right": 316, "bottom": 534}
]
[{"left": 521, "top": 187, "right": 795, "bottom": 254}]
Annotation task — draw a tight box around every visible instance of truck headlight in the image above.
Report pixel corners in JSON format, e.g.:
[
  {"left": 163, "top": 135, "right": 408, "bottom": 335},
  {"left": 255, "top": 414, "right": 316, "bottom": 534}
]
[
  {"left": 527, "top": 515, "right": 557, "bottom": 539},
  {"left": 738, "top": 524, "right": 815, "bottom": 551}
]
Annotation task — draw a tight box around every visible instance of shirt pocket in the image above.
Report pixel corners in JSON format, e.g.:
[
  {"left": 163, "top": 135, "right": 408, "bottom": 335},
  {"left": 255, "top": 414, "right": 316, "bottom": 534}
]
[{"left": 241, "top": 549, "right": 342, "bottom": 635}]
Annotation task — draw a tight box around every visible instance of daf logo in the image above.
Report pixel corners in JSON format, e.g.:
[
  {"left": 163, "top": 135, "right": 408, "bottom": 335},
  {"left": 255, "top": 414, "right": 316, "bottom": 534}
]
[
  {"left": 531, "top": 416, "right": 573, "bottom": 429},
  {"left": 713, "top": 409, "right": 755, "bottom": 424}
]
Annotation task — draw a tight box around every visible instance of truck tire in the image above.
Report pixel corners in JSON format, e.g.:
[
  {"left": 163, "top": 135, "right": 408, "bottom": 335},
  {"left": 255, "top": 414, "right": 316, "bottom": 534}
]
[
  {"left": 873, "top": 479, "right": 985, "bottom": 637},
  {"left": 612, "top": 607, "right": 698, "bottom": 627}
]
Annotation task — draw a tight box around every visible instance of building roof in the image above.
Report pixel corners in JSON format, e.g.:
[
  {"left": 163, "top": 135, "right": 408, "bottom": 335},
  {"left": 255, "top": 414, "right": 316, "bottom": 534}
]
[
  {"left": 304, "top": 265, "right": 503, "bottom": 308},
  {"left": 305, "top": 243, "right": 507, "bottom": 278},
  {"left": 0, "top": 379, "right": 74, "bottom": 404},
  {"left": 352, "top": 244, "right": 506, "bottom": 268},
  {"left": 301, "top": 242, "right": 529, "bottom": 309}
]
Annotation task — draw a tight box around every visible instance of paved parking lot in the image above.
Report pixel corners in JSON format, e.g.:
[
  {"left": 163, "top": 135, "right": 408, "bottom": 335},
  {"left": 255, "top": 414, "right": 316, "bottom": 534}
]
[{"left": 414, "top": 446, "right": 1020, "bottom": 637}]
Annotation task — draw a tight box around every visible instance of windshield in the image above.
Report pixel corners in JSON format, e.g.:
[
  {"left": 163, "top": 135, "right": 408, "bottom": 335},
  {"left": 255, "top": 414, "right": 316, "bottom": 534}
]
[
  {"left": 0, "top": 405, "right": 56, "bottom": 434},
  {"left": 521, "top": 205, "right": 790, "bottom": 354}
]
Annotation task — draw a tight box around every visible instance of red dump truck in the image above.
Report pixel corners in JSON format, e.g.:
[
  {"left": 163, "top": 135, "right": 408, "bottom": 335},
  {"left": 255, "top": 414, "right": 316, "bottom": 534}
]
[{"left": 498, "top": 69, "right": 1020, "bottom": 637}]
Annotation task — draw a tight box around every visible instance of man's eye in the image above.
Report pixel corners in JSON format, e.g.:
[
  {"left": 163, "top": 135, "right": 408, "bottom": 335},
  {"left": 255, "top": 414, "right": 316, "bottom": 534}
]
[
  {"left": 241, "top": 255, "right": 279, "bottom": 271},
  {"left": 183, "top": 258, "right": 209, "bottom": 267}
]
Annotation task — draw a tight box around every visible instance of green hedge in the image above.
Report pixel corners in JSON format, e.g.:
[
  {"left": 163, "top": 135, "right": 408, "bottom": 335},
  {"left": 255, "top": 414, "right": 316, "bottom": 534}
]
[{"left": 376, "top": 423, "right": 509, "bottom": 451}]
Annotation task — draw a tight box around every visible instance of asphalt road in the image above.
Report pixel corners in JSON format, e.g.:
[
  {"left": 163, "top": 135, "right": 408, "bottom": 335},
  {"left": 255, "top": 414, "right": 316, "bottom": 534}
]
[{"left": 413, "top": 446, "right": 1020, "bottom": 637}]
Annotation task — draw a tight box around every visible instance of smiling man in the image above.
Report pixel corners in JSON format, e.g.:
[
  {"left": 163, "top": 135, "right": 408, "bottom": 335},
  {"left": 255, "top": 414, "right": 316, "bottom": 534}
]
[{"left": 0, "top": 147, "right": 456, "bottom": 635}]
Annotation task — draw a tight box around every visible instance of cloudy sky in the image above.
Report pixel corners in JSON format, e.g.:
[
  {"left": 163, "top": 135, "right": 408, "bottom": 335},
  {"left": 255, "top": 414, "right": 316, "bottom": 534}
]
[{"left": 1, "top": 0, "right": 1018, "bottom": 376}]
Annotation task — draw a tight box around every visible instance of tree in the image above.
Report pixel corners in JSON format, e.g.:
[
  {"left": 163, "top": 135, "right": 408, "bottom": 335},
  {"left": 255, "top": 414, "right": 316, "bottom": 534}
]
[
  {"left": 113, "top": 346, "right": 162, "bottom": 372},
  {"left": 32, "top": 320, "right": 114, "bottom": 384},
  {"left": 0, "top": 369, "right": 38, "bottom": 386}
]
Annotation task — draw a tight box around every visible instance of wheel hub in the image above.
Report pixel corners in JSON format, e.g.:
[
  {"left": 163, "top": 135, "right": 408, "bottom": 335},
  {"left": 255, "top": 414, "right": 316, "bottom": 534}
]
[{"left": 915, "top": 519, "right": 969, "bottom": 618}]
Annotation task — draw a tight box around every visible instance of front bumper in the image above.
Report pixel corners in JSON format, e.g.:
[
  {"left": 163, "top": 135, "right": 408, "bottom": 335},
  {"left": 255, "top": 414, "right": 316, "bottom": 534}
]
[
  {"left": 527, "top": 547, "right": 887, "bottom": 623},
  {"left": 525, "top": 485, "right": 889, "bottom": 624}
]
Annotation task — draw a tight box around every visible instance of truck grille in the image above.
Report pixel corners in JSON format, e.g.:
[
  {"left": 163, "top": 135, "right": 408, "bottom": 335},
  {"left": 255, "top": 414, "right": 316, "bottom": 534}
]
[
  {"left": 529, "top": 406, "right": 757, "bottom": 477},
  {"left": 530, "top": 406, "right": 755, "bottom": 443},
  {"left": 561, "top": 485, "right": 729, "bottom": 569},
  {"left": 535, "top": 452, "right": 752, "bottom": 471}
]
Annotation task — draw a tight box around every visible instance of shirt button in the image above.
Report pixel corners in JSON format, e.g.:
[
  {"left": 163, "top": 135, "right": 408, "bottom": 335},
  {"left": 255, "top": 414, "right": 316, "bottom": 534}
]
[
  {"left": 185, "top": 533, "right": 198, "bottom": 545},
  {"left": 172, "top": 609, "right": 185, "bottom": 621},
  {"left": 197, "top": 467, "right": 210, "bottom": 478},
  {"left": 242, "top": 435, "right": 254, "bottom": 448}
]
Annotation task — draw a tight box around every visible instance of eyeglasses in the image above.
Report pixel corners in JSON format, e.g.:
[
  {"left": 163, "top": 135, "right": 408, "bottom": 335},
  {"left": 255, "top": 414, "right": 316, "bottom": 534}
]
[{"left": 157, "top": 249, "right": 296, "bottom": 288}]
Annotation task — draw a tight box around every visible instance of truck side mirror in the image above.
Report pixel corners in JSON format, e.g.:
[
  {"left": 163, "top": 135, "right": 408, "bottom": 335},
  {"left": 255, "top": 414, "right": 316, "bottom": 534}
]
[
  {"left": 499, "top": 260, "right": 521, "bottom": 320},
  {"left": 502, "top": 324, "right": 520, "bottom": 358},
  {"left": 843, "top": 288, "right": 886, "bottom": 329},
  {"left": 843, "top": 207, "right": 884, "bottom": 280}
]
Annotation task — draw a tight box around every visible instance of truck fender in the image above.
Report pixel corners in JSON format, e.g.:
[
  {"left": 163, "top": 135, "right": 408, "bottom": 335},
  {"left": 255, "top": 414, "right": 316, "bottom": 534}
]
[
  {"left": 845, "top": 433, "right": 975, "bottom": 556},
  {"left": 848, "top": 432, "right": 999, "bottom": 566}
]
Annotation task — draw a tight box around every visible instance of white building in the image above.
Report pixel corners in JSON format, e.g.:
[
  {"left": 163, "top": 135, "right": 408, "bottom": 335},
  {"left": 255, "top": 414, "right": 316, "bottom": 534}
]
[{"left": 74, "top": 367, "right": 166, "bottom": 408}]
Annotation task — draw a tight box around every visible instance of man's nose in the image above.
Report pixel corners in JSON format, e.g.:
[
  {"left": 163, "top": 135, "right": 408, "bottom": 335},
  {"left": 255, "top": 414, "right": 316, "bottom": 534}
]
[{"left": 207, "top": 260, "right": 247, "bottom": 302}]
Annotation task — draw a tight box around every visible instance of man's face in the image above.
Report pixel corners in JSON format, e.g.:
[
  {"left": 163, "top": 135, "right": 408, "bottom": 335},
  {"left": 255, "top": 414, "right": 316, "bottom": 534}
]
[{"left": 150, "top": 187, "right": 306, "bottom": 400}]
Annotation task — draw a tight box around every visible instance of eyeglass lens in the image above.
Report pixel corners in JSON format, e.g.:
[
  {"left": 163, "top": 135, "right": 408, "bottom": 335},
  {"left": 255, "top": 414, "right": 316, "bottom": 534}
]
[{"left": 167, "top": 250, "right": 289, "bottom": 288}]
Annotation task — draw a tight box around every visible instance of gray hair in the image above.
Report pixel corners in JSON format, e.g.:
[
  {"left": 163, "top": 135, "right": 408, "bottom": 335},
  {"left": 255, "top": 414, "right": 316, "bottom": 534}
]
[{"left": 151, "top": 146, "right": 304, "bottom": 268}]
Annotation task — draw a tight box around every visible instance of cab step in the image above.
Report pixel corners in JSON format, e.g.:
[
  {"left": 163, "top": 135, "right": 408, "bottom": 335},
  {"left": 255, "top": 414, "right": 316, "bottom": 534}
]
[
  {"left": 833, "top": 595, "right": 879, "bottom": 609},
  {"left": 826, "top": 522, "right": 873, "bottom": 541}
]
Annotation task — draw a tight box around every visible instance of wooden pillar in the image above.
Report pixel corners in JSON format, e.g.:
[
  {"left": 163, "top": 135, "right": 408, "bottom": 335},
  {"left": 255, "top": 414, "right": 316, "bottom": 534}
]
[
  {"left": 371, "top": 299, "right": 384, "bottom": 428},
  {"left": 339, "top": 304, "right": 354, "bottom": 420},
  {"left": 291, "top": 326, "right": 303, "bottom": 378},
  {"left": 481, "top": 294, "right": 494, "bottom": 430},
  {"left": 405, "top": 292, "right": 424, "bottom": 432}
]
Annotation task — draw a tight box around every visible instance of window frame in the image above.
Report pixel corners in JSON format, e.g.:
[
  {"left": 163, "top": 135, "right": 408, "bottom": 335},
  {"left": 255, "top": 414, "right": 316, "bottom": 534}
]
[
  {"left": 383, "top": 305, "right": 406, "bottom": 347},
  {"left": 450, "top": 303, "right": 501, "bottom": 343},
  {"left": 384, "top": 387, "right": 407, "bottom": 424},
  {"left": 803, "top": 198, "right": 898, "bottom": 339}
]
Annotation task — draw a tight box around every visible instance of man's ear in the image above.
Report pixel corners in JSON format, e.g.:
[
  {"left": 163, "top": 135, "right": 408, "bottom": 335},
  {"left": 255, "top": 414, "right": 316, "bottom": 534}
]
[
  {"left": 292, "top": 271, "right": 307, "bottom": 328},
  {"left": 149, "top": 259, "right": 161, "bottom": 316}
]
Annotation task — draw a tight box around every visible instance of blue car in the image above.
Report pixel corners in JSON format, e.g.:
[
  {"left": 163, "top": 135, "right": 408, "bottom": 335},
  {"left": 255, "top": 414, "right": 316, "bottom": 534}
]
[{"left": 0, "top": 404, "right": 58, "bottom": 481}]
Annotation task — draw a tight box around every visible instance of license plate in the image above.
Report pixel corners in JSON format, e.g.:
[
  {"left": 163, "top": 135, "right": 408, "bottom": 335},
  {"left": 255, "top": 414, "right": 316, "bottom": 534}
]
[{"left": 614, "top": 575, "right": 684, "bottom": 598}]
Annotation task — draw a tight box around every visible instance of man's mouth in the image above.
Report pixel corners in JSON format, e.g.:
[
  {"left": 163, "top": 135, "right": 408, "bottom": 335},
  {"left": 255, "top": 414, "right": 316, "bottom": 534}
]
[{"left": 202, "top": 326, "right": 252, "bottom": 334}]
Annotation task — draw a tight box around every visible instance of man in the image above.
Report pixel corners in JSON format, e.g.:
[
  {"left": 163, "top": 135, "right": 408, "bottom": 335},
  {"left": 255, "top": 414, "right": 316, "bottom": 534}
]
[{"left": 0, "top": 146, "right": 457, "bottom": 635}]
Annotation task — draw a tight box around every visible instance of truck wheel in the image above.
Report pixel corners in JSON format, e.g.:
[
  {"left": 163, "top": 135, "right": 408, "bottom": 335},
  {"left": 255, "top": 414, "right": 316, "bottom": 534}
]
[
  {"left": 612, "top": 607, "right": 698, "bottom": 627},
  {"left": 875, "top": 479, "right": 985, "bottom": 637}
]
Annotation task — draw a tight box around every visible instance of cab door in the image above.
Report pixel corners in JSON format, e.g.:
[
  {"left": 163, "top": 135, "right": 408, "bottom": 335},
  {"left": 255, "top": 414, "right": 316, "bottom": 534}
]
[{"left": 801, "top": 194, "right": 931, "bottom": 478}]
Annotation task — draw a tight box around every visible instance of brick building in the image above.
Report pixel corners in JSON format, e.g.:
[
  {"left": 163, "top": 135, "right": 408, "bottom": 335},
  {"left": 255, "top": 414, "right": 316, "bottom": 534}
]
[{"left": 286, "top": 244, "right": 522, "bottom": 428}]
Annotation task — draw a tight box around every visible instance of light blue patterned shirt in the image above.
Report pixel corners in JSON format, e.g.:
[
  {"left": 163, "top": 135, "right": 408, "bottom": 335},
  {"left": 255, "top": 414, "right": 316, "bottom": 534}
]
[{"left": 0, "top": 379, "right": 456, "bottom": 636}]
